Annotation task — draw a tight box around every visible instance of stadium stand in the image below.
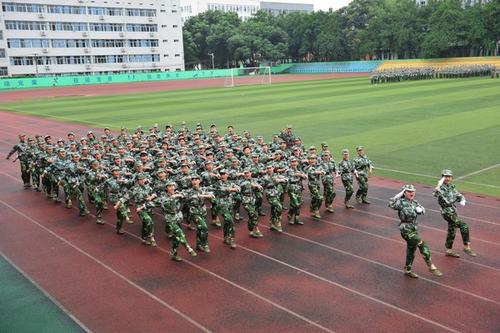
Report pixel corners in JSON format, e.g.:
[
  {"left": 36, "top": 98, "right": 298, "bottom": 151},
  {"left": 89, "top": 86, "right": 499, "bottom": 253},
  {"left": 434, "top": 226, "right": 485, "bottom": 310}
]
[{"left": 285, "top": 61, "right": 382, "bottom": 74}]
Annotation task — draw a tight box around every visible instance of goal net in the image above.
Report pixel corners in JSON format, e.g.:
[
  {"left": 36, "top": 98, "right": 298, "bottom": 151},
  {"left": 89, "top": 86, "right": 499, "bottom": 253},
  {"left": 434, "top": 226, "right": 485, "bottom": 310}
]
[{"left": 224, "top": 66, "right": 272, "bottom": 87}]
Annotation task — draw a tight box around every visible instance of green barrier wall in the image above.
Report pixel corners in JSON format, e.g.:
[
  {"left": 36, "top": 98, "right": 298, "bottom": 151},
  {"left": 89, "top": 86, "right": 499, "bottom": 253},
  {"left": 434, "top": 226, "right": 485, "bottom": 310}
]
[{"left": 0, "top": 68, "right": 230, "bottom": 91}]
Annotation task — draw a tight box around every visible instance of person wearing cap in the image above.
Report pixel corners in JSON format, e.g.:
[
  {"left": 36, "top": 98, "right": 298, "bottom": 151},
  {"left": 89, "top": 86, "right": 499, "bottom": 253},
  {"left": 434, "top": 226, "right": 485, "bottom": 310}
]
[
  {"left": 353, "top": 146, "right": 373, "bottom": 204},
  {"left": 43, "top": 148, "right": 67, "bottom": 202},
  {"left": 39, "top": 145, "right": 55, "bottom": 197},
  {"left": 389, "top": 185, "right": 443, "bottom": 278},
  {"left": 85, "top": 160, "right": 107, "bottom": 224},
  {"left": 338, "top": 149, "right": 357, "bottom": 209},
  {"left": 213, "top": 170, "right": 240, "bottom": 248},
  {"left": 200, "top": 161, "right": 221, "bottom": 226},
  {"left": 185, "top": 174, "right": 214, "bottom": 252},
  {"left": 279, "top": 125, "right": 295, "bottom": 147},
  {"left": 104, "top": 127, "right": 113, "bottom": 139},
  {"left": 152, "top": 169, "right": 169, "bottom": 196},
  {"left": 118, "top": 173, "right": 157, "bottom": 246},
  {"left": 240, "top": 169, "right": 264, "bottom": 237},
  {"left": 305, "top": 155, "right": 325, "bottom": 219},
  {"left": 261, "top": 165, "right": 287, "bottom": 232},
  {"left": 155, "top": 181, "right": 197, "bottom": 261},
  {"left": 286, "top": 157, "right": 307, "bottom": 225},
  {"left": 433, "top": 170, "right": 476, "bottom": 257},
  {"left": 64, "top": 153, "right": 89, "bottom": 216},
  {"left": 249, "top": 153, "right": 266, "bottom": 216},
  {"left": 6, "top": 133, "right": 32, "bottom": 188},
  {"left": 30, "top": 141, "right": 46, "bottom": 192},
  {"left": 105, "top": 167, "right": 130, "bottom": 234},
  {"left": 320, "top": 151, "right": 338, "bottom": 213}
]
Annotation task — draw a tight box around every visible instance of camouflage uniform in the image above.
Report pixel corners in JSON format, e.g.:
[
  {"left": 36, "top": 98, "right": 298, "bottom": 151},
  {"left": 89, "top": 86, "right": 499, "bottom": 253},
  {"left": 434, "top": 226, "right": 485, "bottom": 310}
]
[
  {"left": 6, "top": 136, "right": 32, "bottom": 188},
  {"left": 156, "top": 188, "right": 197, "bottom": 260},
  {"left": 239, "top": 171, "right": 262, "bottom": 237},
  {"left": 85, "top": 162, "right": 107, "bottom": 223},
  {"left": 261, "top": 168, "right": 286, "bottom": 232},
  {"left": 338, "top": 150, "right": 356, "bottom": 208},
  {"left": 320, "top": 154, "right": 337, "bottom": 213},
  {"left": 104, "top": 171, "right": 130, "bottom": 234},
  {"left": 389, "top": 185, "right": 441, "bottom": 278},
  {"left": 213, "top": 175, "right": 237, "bottom": 247},
  {"left": 433, "top": 171, "right": 475, "bottom": 257},
  {"left": 353, "top": 147, "right": 373, "bottom": 204},
  {"left": 285, "top": 161, "right": 305, "bottom": 225},
  {"left": 305, "top": 158, "right": 324, "bottom": 218},
  {"left": 185, "top": 184, "right": 210, "bottom": 252}
]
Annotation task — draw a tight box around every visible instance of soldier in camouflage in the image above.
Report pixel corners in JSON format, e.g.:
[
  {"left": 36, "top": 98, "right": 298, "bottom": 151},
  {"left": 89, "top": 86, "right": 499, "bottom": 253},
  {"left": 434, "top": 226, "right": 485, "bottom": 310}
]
[
  {"left": 286, "top": 157, "right": 307, "bottom": 225},
  {"left": 338, "top": 149, "right": 356, "bottom": 208},
  {"left": 240, "top": 169, "right": 264, "bottom": 238},
  {"left": 213, "top": 170, "right": 239, "bottom": 248},
  {"left": 185, "top": 174, "right": 213, "bottom": 253},
  {"left": 156, "top": 181, "right": 197, "bottom": 261},
  {"left": 106, "top": 167, "right": 130, "bottom": 235},
  {"left": 6, "top": 133, "right": 32, "bottom": 188},
  {"left": 261, "top": 165, "right": 287, "bottom": 232},
  {"left": 320, "top": 151, "right": 337, "bottom": 213},
  {"left": 433, "top": 170, "right": 476, "bottom": 258},
  {"left": 389, "top": 184, "right": 443, "bottom": 278},
  {"left": 305, "top": 155, "right": 324, "bottom": 219},
  {"left": 353, "top": 146, "right": 373, "bottom": 204},
  {"left": 85, "top": 160, "right": 107, "bottom": 224}
]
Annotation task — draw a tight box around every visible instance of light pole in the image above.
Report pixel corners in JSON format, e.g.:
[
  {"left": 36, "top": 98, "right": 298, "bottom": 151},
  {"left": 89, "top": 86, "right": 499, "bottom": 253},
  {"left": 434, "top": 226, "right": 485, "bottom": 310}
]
[
  {"left": 33, "top": 53, "right": 39, "bottom": 76},
  {"left": 208, "top": 52, "right": 214, "bottom": 69}
]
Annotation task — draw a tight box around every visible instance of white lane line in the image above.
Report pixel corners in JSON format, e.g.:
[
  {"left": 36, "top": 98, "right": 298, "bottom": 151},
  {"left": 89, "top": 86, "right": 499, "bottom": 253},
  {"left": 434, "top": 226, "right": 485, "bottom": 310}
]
[
  {"left": 0, "top": 199, "right": 212, "bottom": 333},
  {"left": 0, "top": 173, "right": 490, "bottom": 332},
  {"left": 456, "top": 163, "right": 500, "bottom": 180},
  {"left": 1, "top": 251, "right": 92, "bottom": 333}
]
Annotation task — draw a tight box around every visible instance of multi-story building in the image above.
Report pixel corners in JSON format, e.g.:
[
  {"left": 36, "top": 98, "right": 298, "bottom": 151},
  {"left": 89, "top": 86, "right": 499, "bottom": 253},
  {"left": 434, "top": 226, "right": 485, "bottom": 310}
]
[
  {"left": 0, "top": 0, "right": 185, "bottom": 77},
  {"left": 416, "top": 0, "right": 491, "bottom": 6},
  {"left": 260, "top": 1, "right": 313, "bottom": 16},
  {"left": 180, "top": 0, "right": 259, "bottom": 23}
]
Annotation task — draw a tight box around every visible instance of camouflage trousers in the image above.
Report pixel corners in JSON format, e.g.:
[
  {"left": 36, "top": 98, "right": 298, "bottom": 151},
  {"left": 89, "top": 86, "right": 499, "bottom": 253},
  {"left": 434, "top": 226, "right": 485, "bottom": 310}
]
[
  {"left": 242, "top": 196, "right": 258, "bottom": 231},
  {"left": 31, "top": 167, "right": 41, "bottom": 189},
  {"left": 165, "top": 212, "right": 189, "bottom": 256},
  {"left": 287, "top": 185, "right": 302, "bottom": 217},
  {"left": 442, "top": 211, "right": 470, "bottom": 248},
  {"left": 355, "top": 174, "right": 368, "bottom": 201},
  {"left": 88, "top": 189, "right": 104, "bottom": 218},
  {"left": 323, "top": 182, "right": 336, "bottom": 207},
  {"left": 219, "top": 203, "right": 235, "bottom": 240},
  {"left": 267, "top": 195, "right": 282, "bottom": 226},
  {"left": 113, "top": 200, "right": 128, "bottom": 231},
  {"left": 400, "top": 223, "right": 431, "bottom": 271},
  {"left": 18, "top": 159, "right": 31, "bottom": 187},
  {"left": 210, "top": 198, "right": 218, "bottom": 220},
  {"left": 255, "top": 190, "right": 264, "bottom": 215},
  {"left": 191, "top": 211, "right": 209, "bottom": 248},
  {"left": 138, "top": 209, "right": 154, "bottom": 240},
  {"left": 308, "top": 184, "right": 323, "bottom": 211},
  {"left": 342, "top": 178, "right": 354, "bottom": 203},
  {"left": 66, "top": 183, "right": 87, "bottom": 213}
]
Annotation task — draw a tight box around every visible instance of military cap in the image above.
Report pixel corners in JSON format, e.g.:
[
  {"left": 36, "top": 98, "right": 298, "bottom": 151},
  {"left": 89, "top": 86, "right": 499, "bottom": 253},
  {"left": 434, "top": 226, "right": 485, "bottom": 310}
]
[
  {"left": 46, "top": 145, "right": 54, "bottom": 149},
  {"left": 104, "top": 127, "right": 110, "bottom": 130},
  {"left": 243, "top": 168, "right": 252, "bottom": 173},
  {"left": 136, "top": 173, "right": 147, "bottom": 180},
  {"left": 28, "top": 137, "right": 35, "bottom": 142},
  {"left": 120, "top": 127, "right": 127, "bottom": 131},
  {"left": 57, "top": 138, "right": 65, "bottom": 143},
  {"left": 19, "top": 133, "right": 27, "bottom": 137},
  {"left": 80, "top": 137, "right": 86, "bottom": 142},
  {"left": 67, "top": 132, "right": 75, "bottom": 136},
  {"left": 153, "top": 123, "right": 159, "bottom": 128},
  {"left": 44, "top": 135, "right": 51, "bottom": 140},
  {"left": 251, "top": 153, "right": 259, "bottom": 157},
  {"left": 274, "top": 150, "right": 283, "bottom": 155},
  {"left": 205, "top": 151, "right": 214, "bottom": 156},
  {"left": 180, "top": 163, "right": 189, "bottom": 167},
  {"left": 287, "top": 124, "right": 293, "bottom": 129},
  {"left": 156, "top": 169, "right": 166, "bottom": 175},
  {"left": 166, "top": 181, "right": 176, "bottom": 187},
  {"left": 190, "top": 174, "right": 200, "bottom": 180},
  {"left": 321, "top": 142, "right": 328, "bottom": 147},
  {"left": 91, "top": 160, "right": 100, "bottom": 165},
  {"left": 165, "top": 124, "right": 172, "bottom": 129},
  {"left": 111, "top": 166, "right": 120, "bottom": 172},
  {"left": 266, "top": 164, "right": 274, "bottom": 169},
  {"left": 219, "top": 169, "right": 228, "bottom": 174},
  {"left": 181, "top": 121, "right": 186, "bottom": 125},
  {"left": 139, "top": 151, "right": 148, "bottom": 156},
  {"left": 134, "top": 161, "right": 143, "bottom": 167},
  {"left": 87, "top": 130, "right": 93, "bottom": 134},
  {"left": 101, "top": 134, "right": 107, "bottom": 138},
  {"left": 322, "top": 151, "right": 331, "bottom": 156},
  {"left": 204, "top": 160, "right": 213, "bottom": 166},
  {"left": 81, "top": 146, "right": 89, "bottom": 150},
  {"left": 56, "top": 148, "right": 65, "bottom": 153},
  {"left": 342, "top": 149, "right": 349, "bottom": 155},
  {"left": 72, "top": 153, "right": 81, "bottom": 158},
  {"left": 356, "top": 145, "right": 364, "bottom": 151},
  {"left": 441, "top": 169, "right": 453, "bottom": 177},
  {"left": 308, "top": 154, "right": 317, "bottom": 160},
  {"left": 231, "top": 157, "right": 239, "bottom": 162},
  {"left": 290, "top": 157, "right": 298, "bottom": 162},
  {"left": 256, "top": 136, "right": 263, "bottom": 139},
  {"left": 210, "top": 123, "right": 217, "bottom": 128},
  {"left": 308, "top": 145, "right": 316, "bottom": 150},
  {"left": 402, "top": 184, "right": 416, "bottom": 192}
]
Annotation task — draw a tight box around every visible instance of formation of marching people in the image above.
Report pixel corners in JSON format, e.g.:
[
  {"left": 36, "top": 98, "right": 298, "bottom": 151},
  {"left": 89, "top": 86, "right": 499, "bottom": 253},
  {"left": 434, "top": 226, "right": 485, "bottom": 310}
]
[
  {"left": 370, "top": 64, "right": 496, "bottom": 84},
  {"left": 6, "top": 122, "right": 475, "bottom": 278},
  {"left": 6, "top": 124, "right": 374, "bottom": 261}
]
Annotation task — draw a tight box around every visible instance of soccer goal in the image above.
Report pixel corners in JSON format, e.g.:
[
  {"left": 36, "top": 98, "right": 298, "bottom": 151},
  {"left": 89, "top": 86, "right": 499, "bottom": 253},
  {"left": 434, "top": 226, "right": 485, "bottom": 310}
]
[{"left": 224, "top": 66, "right": 272, "bottom": 87}]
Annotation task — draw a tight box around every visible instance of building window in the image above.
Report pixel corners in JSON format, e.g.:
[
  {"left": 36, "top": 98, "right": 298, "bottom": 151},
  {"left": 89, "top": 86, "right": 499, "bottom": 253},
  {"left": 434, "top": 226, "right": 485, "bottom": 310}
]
[
  {"left": 0, "top": 67, "right": 8, "bottom": 76},
  {"left": 0, "top": 49, "right": 5, "bottom": 58}
]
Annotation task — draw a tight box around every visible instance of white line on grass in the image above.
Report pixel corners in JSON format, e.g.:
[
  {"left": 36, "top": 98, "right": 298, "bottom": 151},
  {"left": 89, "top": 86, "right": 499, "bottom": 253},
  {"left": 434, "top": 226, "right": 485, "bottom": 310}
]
[
  {"left": 456, "top": 163, "right": 500, "bottom": 180},
  {"left": 0, "top": 252, "right": 92, "bottom": 333},
  {"left": 0, "top": 200, "right": 212, "bottom": 333}
]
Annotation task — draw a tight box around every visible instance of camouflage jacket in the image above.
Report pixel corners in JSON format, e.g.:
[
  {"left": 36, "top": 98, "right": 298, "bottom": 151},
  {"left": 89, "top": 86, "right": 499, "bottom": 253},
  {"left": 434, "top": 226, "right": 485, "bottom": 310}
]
[
  {"left": 433, "top": 183, "right": 464, "bottom": 214},
  {"left": 338, "top": 159, "right": 355, "bottom": 181},
  {"left": 389, "top": 198, "right": 424, "bottom": 225},
  {"left": 353, "top": 155, "right": 373, "bottom": 176}
]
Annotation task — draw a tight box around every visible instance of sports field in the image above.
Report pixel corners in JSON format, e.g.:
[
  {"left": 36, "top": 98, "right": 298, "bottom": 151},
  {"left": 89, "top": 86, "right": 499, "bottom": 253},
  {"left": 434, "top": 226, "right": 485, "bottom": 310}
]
[{"left": 1, "top": 76, "right": 499, "bottom": 196}]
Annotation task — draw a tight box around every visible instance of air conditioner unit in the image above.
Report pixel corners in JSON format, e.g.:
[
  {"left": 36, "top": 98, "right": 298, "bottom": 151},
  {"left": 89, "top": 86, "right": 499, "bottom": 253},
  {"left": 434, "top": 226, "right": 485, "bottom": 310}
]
[
  {"left": 149, "top": 32, "right": 155, "bottom": 37},
  {"left": 44, "top": 65, "right": 50, "bottom": 71},
  {"left": 99, "top": 16, "right": 104, "bottom": 21},
  {"left": 38, "top": 14, "right": 45, "bottom": 19},
  {"left": 150, "top": 48, "right": 157, "bottom": 53},
  {"left": 83, "top": 48, "right": 90, "bottom": 53},
  {"left": 82, "top": 32, "right": 88, "bottom": 37},
  {"left": 42, "top": 48, "right": 49, "bottom": 54},
  {"left": 120, "top": 48, "right": 126, "bottom": 53},
  {"left": 85, "top": 64, "right": 91, "bottom": 70},
  {"left": 119, "top": 32, "right": 125, "bottom": 37},
  {"left": 152, "top": 63, "right": 158, "bottom": 68},
  {"left": 40, "top": 31, "right": 47, "bottom": 36},
  {"left": 121, "top": 64, "right": 127, "bottom": 68},
  {"left": 148, "top": 17, "right": 153, "bottom": 22},
  {"left": 78, "top": 0, "right": 84, "bottom": 2}
]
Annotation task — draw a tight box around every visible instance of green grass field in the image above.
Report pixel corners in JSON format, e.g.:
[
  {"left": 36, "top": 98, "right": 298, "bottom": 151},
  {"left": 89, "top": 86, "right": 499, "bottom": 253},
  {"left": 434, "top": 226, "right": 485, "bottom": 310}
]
[{"left": 1, "top": 76, "right": 499, "bottom": 196}]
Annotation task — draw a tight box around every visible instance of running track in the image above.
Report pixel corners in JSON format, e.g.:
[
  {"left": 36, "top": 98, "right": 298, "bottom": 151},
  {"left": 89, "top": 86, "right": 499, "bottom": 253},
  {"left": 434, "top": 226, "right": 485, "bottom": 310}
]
[{"left": 1, "top": 112, "right": 499, "bottom": 333}]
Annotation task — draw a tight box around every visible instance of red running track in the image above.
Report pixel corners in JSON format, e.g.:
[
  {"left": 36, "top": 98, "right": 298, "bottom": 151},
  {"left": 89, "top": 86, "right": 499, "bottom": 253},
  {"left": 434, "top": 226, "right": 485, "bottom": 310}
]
[{"left": 0, "top": 112, "right": 500, "bottom": 332}]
